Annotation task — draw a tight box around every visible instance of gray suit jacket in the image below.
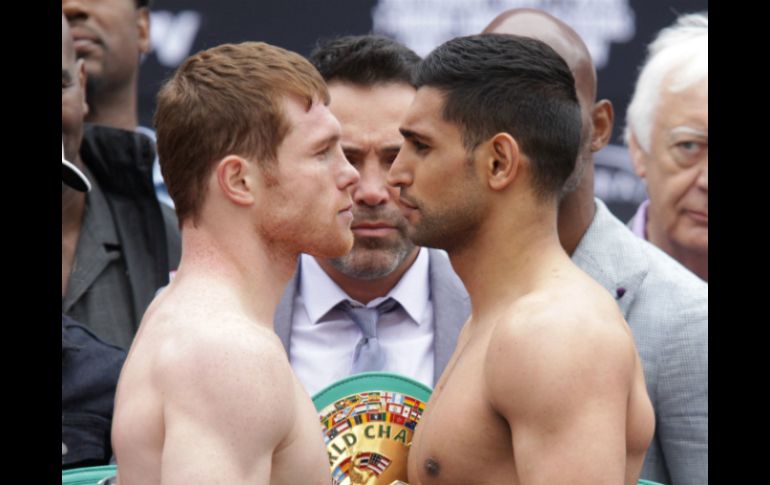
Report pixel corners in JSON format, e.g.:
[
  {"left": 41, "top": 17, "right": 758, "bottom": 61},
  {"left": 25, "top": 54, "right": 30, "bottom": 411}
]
[
  {"left": 63, "top": 125, "right": 181, "bottom": 350},
  {"left": 274, "top": 249, "right": 470, "bottom": 387},
  {"left": 573, "top": 199, "right": 708, "bottom": 485}
]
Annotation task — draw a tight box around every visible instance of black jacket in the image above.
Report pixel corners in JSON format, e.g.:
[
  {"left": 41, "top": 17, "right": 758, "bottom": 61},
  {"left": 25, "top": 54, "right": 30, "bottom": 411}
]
[
  {"left": 65, "top": 124, "right": 181, "bottom": 348},
  {"left": 62, "top": 314, "right": 126, "bottom": 468}
]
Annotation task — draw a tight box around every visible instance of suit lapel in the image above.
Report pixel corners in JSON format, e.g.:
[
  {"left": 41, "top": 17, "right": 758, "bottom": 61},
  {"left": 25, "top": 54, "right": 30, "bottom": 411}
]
[
  {"left": 63, "top": 173, "right": 120, "bottom": 314},
  {"left": 274, "top": 259, "right": 301, "bottom": 354},
  {"left": 62, "top": 221, "right": 117, "bottom": 314},
  {"left": 428, "top": 249, "right": 471, "bottom": 385},
  {"left": 572, "top": 199, "right": 649, "bottom": 322},
  {"left": 81, "top": 126, "right": 169, "bottom": 323}
]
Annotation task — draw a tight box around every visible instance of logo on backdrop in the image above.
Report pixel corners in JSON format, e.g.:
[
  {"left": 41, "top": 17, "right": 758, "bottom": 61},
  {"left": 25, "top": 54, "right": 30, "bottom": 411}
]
[
  {"left": 145, "top": 10, "right": 203, "bottom": 67},
  {"left": 372, "top": 0, "right": 635, "bottom": 69}
]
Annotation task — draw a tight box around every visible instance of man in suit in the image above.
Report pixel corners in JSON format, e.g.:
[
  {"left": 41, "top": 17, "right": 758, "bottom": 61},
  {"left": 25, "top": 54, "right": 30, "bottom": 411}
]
[
  {"left": 62, "top": 12, "right": 180, "bottom": 351},
  {"left": 62, "top": 145, "right": 127, "bottom": 470},
  {"left": 484, "top": 9, "right": 708, "bottom": 485},
  {"left": 274, "top": 35, "right": 470, "bottom": 396}
]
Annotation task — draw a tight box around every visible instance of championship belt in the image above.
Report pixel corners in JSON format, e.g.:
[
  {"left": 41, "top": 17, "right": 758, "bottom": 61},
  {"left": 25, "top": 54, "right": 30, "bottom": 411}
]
[{"left": 313, "top": 372, "right": 431, "bottom": 485}]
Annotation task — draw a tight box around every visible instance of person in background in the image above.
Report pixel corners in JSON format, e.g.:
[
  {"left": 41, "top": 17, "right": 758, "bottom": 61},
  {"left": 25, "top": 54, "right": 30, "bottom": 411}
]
[
  {"left": 62, "top": 144, "right": 126, "bottom": 469},
  {"left": 62, "top": 12, "right": 180, "bottom": 351},
  {"left": 62, "top": 0, "right": 174, "bottom": 207},
  {"left": 625, "top": 13, "right": 708, "bottom": 282}
]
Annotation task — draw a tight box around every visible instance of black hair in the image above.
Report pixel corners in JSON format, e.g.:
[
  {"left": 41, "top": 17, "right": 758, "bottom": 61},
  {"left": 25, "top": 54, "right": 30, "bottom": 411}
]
[
  {"left": 309, "top": 34, "right": 420, "bottom": 86},
  {"left": 416, "top": 33, "right": 582, "bottom": 198}
]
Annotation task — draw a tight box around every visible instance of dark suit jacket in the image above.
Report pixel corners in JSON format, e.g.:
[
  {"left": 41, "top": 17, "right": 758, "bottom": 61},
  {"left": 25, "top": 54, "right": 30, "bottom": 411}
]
[{"left": 63, "top": 124, "right": 181, "bottom": 349}]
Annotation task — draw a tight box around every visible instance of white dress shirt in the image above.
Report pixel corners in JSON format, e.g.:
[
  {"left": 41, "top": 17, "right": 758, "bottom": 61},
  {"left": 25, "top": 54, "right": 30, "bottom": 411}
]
[{"left": 289, "top": 248, "right": 434, "bottom": 397}]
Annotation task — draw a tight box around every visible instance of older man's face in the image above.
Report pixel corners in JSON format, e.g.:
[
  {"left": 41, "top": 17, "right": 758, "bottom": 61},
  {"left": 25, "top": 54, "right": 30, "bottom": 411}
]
[{"left": 632, "top": 76, "right": 708, "bottom": 256}]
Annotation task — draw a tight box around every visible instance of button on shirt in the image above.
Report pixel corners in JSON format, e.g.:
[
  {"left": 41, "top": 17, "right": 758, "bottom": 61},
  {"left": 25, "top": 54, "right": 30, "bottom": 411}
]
[{"left": 290, "top": 248, "right": 434, "bottom": 397}]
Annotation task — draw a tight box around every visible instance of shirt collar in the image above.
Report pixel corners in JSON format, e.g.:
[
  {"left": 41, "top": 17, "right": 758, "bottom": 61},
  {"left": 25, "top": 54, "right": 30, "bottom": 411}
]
[
  {"left": 630, "top": 199, "right": 650, "bottom": 240},
  {"left": 299, "top": 247, "right": 431, "bottom": 326},
  {"left": 382, "top": 247, "right": 429, "bottom": 325}
]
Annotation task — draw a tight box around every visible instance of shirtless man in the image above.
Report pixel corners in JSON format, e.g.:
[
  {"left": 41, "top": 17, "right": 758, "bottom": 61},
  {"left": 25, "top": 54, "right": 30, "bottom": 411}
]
[
  {"left": 387, "top": 34, "right": 654, "bottom": 484},
  {"left": 484, "top": 10, "right": 708, "bottom": 484},
  {"left": 111, "top": 42, "right": 359, "bottom": 484}
]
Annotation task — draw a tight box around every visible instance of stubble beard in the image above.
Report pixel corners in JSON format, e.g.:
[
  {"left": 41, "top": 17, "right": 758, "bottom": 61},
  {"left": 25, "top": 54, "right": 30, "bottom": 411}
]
[
  {"left": 327, "top": 208, "right": 416, "bottom": 280},
  {"left": 411, "top": 155, "right": 485, "bottom": 253},
  {"left": 408, "top": 200, "right": 482, "bottom": 254},
  {"left": 262, "top": 216, "right": 354, "bottom": 262},
  {"left": 297, "top": 208, "right": 355, "bottom": 259},
  {"left": 407, "top": 168, "right": 484, "bottom": 254},
  {"left": 259, "top": 180, "right": 354, "bottom": 262}
]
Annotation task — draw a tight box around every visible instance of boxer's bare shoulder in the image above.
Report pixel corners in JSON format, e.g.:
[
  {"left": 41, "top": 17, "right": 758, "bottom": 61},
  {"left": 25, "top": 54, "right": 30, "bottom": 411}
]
[{"left": 482, "top": 285, "right": 650, "bottom": 484}]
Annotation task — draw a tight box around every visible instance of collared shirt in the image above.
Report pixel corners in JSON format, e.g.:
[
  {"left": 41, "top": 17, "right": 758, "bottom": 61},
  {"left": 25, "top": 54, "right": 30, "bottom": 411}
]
[
  {"left": 290, "top": 248, "right": 434, "bottom": 396},
  {"left": 62, "top": 165, "right": 136, "bottom": 350},
  {"left": 630, "top": 199, "right": 650, "bottom": 240}
]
